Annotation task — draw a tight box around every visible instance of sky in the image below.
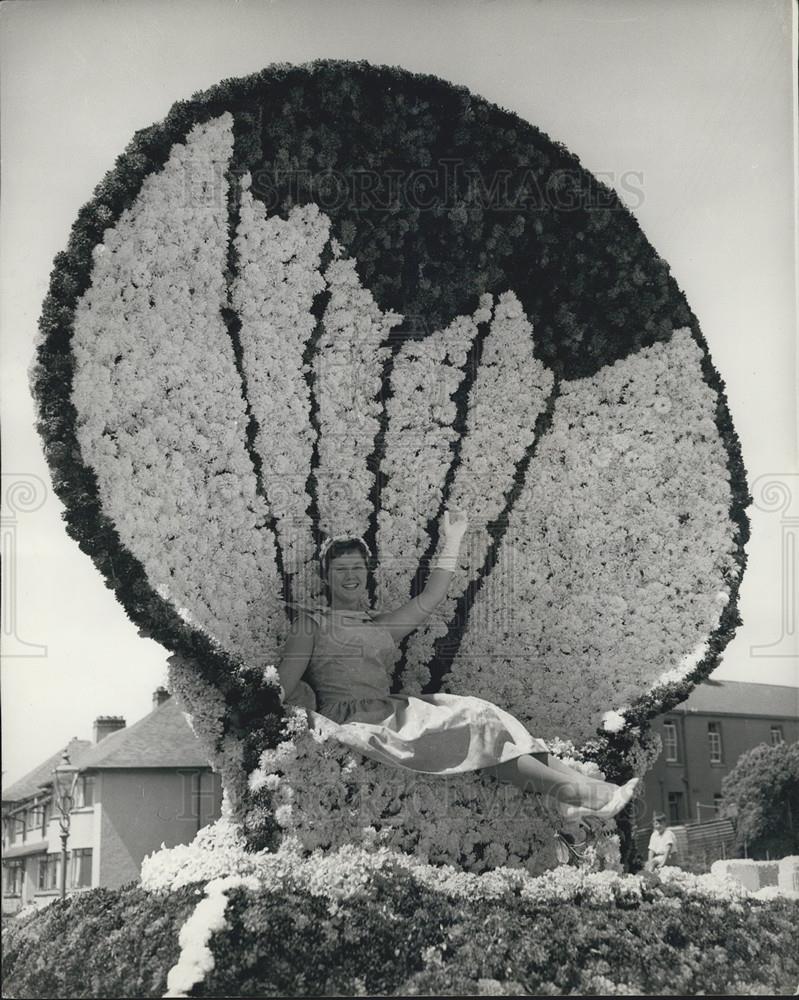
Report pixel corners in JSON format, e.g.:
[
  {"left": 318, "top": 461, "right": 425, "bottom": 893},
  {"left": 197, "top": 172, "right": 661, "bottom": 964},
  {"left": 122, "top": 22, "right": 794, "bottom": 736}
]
[{"left": 1, "top": 0, "right": 797, "bottom": 786}]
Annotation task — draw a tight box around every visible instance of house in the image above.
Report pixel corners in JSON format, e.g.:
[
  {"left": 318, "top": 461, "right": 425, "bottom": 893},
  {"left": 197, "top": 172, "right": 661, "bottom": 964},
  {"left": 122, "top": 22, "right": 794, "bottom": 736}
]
[
  {"left": 642, "top": 679, "right": 798, "bottom": 826},
  {"left": 1, "top": 688, "right": 222, "bottom": 913}
]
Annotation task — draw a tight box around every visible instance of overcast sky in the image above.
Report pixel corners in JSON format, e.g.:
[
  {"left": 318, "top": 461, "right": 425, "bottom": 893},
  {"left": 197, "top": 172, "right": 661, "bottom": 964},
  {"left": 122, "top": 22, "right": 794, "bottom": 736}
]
[{"left": 1, "top": 0, "right": 797, "bottom": 786}]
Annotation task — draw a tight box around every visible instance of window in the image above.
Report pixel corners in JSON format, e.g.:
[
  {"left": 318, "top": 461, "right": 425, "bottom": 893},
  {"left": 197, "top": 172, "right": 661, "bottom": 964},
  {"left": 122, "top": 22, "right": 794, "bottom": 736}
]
[
  {"left": 708, "top": 722, "right": 723, "bottom": 763},
  {"left": 27, "top": 805, "right": 44, "bottom": 833},
  {"left": 663, "top": 721, "right": 679, "bottom": 762},
  {"left": 3, "top": 861, "right": 24, "bottom": 896},
  {"left": 38, "top": 854, "right": 60, "bottom": 892},
  {"left": 41, "top": 799, "right": 52, "bottom": 836},
  {"left": 69, "top": 849, "right": 93, "bottom": 888},
  {"left": 667, "top": 791, "right": 684, "bottom": 824},
  {"left": 5, "top": 815, "right": 17, "bottom": 846},
  {"left": 771, "top": 726, "right": 784, "bottom": 747},
  {"left": 74, "top": 776, "right": 95, "bottom": 809}
]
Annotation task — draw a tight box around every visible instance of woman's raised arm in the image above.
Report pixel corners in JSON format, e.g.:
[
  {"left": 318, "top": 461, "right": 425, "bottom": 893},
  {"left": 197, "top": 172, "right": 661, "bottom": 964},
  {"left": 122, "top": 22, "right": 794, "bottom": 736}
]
[
  {"left": 276, "top": 612, "right": 317, "bottom": 700},
  {"left": 372, "top": 509, "right": 468, "bottom": 644}
]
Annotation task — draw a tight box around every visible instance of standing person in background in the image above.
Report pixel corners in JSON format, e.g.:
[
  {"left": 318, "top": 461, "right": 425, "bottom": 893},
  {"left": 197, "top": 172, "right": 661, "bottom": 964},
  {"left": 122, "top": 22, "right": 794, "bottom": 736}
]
[{"left": 646, "top": 812, "right": 677, "bottom": 870}]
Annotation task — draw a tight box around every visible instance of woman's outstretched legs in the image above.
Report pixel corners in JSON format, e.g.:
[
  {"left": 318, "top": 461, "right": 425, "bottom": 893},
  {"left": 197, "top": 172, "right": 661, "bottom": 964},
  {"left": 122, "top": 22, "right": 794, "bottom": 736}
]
[
  {"left": 487, "top": 755, "right": 610, "bottom": 808},
  {"left": 486, "top": 754, "right": 636, "bottom": 818}
]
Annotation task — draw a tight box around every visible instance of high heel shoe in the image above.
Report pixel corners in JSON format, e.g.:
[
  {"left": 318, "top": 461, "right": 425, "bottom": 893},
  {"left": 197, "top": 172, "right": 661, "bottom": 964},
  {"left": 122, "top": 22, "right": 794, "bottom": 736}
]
[
  {"left": 558, "top": 777, "right": 640, "bottom": 824},
  {"left": 553, "top": 823, "right": 590, "bottom": 865}
]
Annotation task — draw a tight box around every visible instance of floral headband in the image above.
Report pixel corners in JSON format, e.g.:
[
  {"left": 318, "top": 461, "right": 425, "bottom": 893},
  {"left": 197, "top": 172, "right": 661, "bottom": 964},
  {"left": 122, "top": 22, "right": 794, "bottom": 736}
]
[{"left": 318, "top": 534, "right": 373, "bottom": 565}]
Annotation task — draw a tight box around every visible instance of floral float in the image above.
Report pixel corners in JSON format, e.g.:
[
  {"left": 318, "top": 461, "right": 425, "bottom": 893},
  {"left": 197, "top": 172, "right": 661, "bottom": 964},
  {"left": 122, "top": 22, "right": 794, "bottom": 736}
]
[{"left": 31, "top": 60, "right": 749, "bottom": 880}]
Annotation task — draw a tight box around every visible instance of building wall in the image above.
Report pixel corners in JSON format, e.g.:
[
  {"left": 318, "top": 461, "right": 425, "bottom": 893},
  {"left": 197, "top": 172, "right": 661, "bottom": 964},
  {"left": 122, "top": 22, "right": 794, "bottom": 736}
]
[
  {"left": 3, "top": 769, "right": 222, "bottom": 910},
  {"left": 97, "top": 768, "right": 222, "bottom": 889},
  {"left": 2, "top": 807, "right": 99, "bottom": 913},
  {"left": 643, "top": 712, "right": 798, "bottom": 824}
]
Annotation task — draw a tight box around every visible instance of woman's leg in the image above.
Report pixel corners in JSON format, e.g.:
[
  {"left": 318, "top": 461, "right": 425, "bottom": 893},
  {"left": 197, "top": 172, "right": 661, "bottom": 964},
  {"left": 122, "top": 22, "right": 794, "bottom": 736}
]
[
  {"left": 542, "top": 754, "right": 611, "bottom": 787},
  {"left": 487, "top": 754, "right": 614, "bottom": 809}
]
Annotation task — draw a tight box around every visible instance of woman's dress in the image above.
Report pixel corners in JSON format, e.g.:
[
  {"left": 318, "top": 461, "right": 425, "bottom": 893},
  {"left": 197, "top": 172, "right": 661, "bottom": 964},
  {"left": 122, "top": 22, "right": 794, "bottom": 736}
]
[{"left": 284, "top": 602, "right": 549, "bottom": 775}]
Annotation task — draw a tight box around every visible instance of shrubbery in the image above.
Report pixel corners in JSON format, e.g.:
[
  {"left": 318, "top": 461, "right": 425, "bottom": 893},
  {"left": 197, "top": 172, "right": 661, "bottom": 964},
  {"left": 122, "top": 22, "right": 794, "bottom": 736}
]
[
  {"left": 3, "top": 872, "right": 797, "bottom": 998},
  {"left": 721, "top": 741, "right": 799, "bottom": 859},
  {"left": 1, "top": 883, "right": 198, "bottom": 999}
]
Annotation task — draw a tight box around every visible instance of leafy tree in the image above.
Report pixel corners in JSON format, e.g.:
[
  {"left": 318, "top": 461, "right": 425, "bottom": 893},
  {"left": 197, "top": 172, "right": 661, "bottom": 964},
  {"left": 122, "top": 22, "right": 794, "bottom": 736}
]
[{"left": 720, "top": 741, "right": 799, "bottom": 858}]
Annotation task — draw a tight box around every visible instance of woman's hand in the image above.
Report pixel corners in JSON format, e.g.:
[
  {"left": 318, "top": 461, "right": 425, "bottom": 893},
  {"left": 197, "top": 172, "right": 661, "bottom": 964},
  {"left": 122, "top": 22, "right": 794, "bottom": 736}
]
[
  {"left": 432, "top": 507, "right": 468, "bottom": 574},
  {"left": 377, "top": 508, "right": 469, "bottom": 640},
  {"left": 442, "top": 507, "right": 468, "bottom": 544}
]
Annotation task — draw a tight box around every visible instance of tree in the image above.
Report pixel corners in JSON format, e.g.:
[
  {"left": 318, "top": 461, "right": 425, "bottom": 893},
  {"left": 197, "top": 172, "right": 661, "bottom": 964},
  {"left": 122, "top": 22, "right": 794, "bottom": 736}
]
[{"left": 720, "top": 741, "right": 799, "bottom": 859}]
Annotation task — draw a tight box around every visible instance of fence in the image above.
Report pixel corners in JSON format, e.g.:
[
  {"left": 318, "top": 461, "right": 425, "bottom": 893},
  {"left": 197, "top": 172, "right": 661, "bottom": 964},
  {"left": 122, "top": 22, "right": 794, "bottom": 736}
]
[
  {"left": 711, "top": 856, "right": 799, "bottom": 896},
  {"left": 635, "top": 818, "right": 736, "bottom": 869}
]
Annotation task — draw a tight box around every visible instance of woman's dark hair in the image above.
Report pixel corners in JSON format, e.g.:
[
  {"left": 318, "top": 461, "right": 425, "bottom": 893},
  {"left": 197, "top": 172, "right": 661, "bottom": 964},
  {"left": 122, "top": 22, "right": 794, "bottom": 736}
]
[{"left": 319, "top": 538, "right": 376, "bottom": 599}]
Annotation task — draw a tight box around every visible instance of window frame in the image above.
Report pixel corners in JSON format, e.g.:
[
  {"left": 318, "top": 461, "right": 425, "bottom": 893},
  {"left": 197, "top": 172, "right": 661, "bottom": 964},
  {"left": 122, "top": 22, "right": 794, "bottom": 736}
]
[
  {"left": 73, "top": 775, "right": 95, "bottom": 809},
  {"left": 37, "top": 853, "right": 61, "bottom": 892},
  {"left": 3, "top": 860, "right": 24, "bottom": 897},
  {"left": 663, "top": 720, "right": 679, "bottom": 763},
  {"left": 667, "top": 790, "right": 684, "bottom": 824},
  {"left": 707, "top": 721, "right": 724, "bottom": 764},
  {"left": 70, "top": 848, "right": 93, "bottom": 888}
]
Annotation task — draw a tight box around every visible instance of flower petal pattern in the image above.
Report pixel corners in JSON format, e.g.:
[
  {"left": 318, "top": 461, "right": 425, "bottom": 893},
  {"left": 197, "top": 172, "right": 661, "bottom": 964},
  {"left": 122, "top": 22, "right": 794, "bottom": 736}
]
[
  {"left": 313, "top": 243, "right": 403, "bottom": 540},
  {"left": 445, "top": 328, "right": 739, "bottom": 743},
  {"left": 232, "top": 174, "right": 330, "bottom": 589},
  {"left": 71, "top": 114, "right": 284, "bottom": 661},
  {"left": 399, "top": 290, "right": 555, "bottom": 693},
  {"left": 375, "top": 299, "right": 491, "bottom": 647}
]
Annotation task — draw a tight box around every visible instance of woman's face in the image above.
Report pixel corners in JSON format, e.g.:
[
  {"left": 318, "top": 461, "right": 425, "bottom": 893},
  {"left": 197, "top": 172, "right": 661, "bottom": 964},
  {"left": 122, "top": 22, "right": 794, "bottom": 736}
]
[{"left": 326, "top": 550, "right": 368, "bottom": 608}]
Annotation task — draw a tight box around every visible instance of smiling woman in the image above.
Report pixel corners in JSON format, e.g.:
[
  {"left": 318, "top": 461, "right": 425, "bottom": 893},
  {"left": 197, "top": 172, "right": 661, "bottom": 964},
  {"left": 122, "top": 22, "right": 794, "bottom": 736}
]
[{"left": 275, "top": 508, "right": 640, "bottom": 857}]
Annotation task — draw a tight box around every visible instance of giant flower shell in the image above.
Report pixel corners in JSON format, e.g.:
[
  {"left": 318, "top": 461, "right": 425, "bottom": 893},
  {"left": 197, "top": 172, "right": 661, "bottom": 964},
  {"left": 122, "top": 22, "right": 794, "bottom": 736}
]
[{"left": 31, "top": 61, "right": 750, "bottom": 867}]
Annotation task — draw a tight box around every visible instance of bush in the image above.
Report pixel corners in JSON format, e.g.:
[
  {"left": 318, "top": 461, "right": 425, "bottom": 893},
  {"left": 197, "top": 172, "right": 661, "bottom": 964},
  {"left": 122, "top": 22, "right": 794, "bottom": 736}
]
[
  {"left": 1, "top": 883, "right": 199, "bottom": 999},
  {"left": 3, "top": 871, "right": 797, "bottom": 998},
  {"left": 721, "top": 741, "right": 799, "bottom": 859}
]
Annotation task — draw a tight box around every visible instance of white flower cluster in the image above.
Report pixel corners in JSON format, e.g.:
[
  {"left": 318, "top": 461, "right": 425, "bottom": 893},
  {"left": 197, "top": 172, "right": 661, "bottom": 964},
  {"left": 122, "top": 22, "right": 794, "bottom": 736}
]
[
  {"left": 232, "top": 179, "right": 329, "bottom": 587},
  {"left": 71, "top": 113, "right": 284, "bottom": 663},
  {"left": 375, "top": 293, "right": 492, "bottom": 687},
  {"left": 654, "top": 864, "right": 751, "bottom": 903},
  {"left": 240, "top": 708, "right": 619, "bottom": 875},
  {"left": 314, "top": 245, "right": 403, "bottom": 538},
  {"left": 143, "top": 818, "right": 751, "bottom": 912},
  {"left": 142, "top": 817, "right": 269, "bottom": 891},
  {"left": 446, "top": 328, "right": 738, "bottom": 745},
  {"left": 401, "top": 290, "right": 555, "bottom": 692},
  {"left": 162, "top": 872, "right": 260, "bottom": 998}
]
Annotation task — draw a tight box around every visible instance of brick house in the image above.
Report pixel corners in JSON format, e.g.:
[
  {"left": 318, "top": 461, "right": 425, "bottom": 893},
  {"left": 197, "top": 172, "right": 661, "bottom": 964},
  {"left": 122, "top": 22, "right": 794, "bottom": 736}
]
[
  {"left": 1, "top": 689, "right": 222, "bottom": 913},
  {"left": 642, "top": 679, "right": 798, "bottom": 826}
]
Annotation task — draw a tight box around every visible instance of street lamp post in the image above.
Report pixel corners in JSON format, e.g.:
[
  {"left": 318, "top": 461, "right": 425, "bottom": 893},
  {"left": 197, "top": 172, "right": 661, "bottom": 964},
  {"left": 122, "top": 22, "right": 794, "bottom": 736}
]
[{"left": 52, "top": 749, "right": 79, "bottom": 902}]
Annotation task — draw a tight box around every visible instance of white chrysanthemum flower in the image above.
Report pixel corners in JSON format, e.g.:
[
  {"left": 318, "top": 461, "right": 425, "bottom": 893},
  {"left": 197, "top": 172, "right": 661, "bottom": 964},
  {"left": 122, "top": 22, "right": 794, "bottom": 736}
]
[{"left": 601, "top": 710, "right": 627, "bottom": 733}]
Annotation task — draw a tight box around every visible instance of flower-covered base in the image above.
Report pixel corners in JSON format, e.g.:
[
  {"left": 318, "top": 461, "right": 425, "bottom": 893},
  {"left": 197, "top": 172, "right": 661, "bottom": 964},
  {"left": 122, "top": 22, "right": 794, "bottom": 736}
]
[
  {"left": 6, "top": 824, "right": 795, "bottom": 999},
  {"left": 141, "top": 813, "right": 620, "bottom": 899},
  {"left": 236, "top": 705, "right": 631, "bottom": 873}
]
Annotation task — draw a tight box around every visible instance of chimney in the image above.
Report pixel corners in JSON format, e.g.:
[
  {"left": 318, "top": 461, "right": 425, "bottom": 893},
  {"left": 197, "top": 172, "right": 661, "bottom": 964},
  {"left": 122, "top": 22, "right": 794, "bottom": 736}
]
[
  {"left": 93, "top": 716, "right": 125, "bottom": 743},
  {"left": 152, "top": 686, "right": 171, "bottom": 710}
]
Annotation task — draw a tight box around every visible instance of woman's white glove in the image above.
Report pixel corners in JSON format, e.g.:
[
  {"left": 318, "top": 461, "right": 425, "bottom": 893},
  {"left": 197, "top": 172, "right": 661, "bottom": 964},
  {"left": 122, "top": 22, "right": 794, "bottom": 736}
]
[{"left": 433, "top": 508, "right": 468, "bottom": 572}]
